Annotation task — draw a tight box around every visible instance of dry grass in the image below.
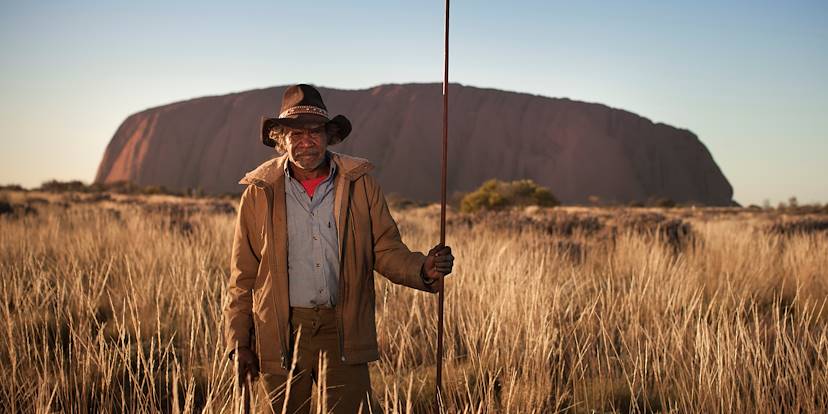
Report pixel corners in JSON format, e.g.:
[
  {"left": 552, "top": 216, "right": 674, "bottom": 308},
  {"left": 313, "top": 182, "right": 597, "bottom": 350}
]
[{"left": 1, "top": 190, "right": 827, "bottom": 413}]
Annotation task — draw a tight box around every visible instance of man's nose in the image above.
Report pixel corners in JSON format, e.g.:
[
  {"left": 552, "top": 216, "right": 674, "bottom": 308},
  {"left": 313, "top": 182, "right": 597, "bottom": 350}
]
[{"left": 296, "top": 136, "right": 315, "bottom": 147}]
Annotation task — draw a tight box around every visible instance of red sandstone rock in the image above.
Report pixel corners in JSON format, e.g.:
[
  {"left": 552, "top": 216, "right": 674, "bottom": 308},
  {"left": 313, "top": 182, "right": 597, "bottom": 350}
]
[{"left": 95, "top": 83, "right": 733, "bottom": 205}]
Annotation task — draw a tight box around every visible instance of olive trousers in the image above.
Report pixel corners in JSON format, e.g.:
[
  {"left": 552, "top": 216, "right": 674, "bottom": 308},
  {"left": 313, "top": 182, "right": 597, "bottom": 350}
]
[{"left": 259, "top": 307, "right": 376, "bottom": 414}]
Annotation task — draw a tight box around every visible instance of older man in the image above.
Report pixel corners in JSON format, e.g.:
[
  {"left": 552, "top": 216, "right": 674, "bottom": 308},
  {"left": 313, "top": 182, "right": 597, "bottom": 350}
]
[{"left": 224, "top": 84, "right": 454, "bottom": 413}]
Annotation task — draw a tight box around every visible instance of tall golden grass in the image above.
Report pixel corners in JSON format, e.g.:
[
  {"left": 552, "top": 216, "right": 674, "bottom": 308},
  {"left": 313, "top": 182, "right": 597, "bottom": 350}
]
[{"left": 1, "top": 191, "right": 826, "bottom": 413}]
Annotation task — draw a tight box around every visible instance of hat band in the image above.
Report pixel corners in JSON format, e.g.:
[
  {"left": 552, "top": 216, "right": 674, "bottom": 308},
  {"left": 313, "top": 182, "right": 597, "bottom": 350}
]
[{"left": 279, "top": 105, "right": 329, "bottom": 118}]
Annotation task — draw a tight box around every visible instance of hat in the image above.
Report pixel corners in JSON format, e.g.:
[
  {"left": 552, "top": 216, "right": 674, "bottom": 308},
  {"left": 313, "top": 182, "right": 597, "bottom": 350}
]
[{"left": 260, "top": 84, "right": 352, "bottom": 148}]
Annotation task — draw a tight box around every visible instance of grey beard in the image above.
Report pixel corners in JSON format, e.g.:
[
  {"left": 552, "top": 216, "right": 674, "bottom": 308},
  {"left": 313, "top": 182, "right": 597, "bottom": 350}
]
[{"left": 290, "top": 152, "right": 327, "bottom": 171}]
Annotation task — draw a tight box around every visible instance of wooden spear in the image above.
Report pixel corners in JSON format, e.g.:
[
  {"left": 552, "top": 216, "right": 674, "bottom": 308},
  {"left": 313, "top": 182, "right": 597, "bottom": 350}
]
[{"left": 436, "top": 0, "right": 449, "bottom": 409}]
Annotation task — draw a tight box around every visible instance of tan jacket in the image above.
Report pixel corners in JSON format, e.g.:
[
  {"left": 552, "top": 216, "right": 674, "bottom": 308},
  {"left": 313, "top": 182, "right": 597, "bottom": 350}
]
[{"left": 224, "top": 151, "right": 436, "bottom": 373}]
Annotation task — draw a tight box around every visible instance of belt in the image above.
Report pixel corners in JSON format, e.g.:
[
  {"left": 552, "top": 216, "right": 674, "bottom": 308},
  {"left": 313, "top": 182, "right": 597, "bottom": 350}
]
[
  {"left": 291, "top": 305, "right": 334, "bottom": 312},
  {"left": 290, "top": 306, "right": 336, "bottom": 336}
]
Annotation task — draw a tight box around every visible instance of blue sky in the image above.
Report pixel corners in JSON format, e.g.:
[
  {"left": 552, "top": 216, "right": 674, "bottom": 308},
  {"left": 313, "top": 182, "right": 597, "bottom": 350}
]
[{"left": 1, "top": 0, "right": 826, "bottom": 205}]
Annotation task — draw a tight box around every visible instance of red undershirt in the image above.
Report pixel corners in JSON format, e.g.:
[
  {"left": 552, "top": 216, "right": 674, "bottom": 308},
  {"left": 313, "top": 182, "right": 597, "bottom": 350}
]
[{"left": 299, "top": 172, "right": 329, "bottom": 198}]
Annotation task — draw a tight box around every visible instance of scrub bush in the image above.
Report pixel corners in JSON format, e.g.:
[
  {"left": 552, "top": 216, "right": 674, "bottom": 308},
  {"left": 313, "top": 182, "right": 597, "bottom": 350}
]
[{"left": 460, "top": 179, "right": 559, "bottom": 213}]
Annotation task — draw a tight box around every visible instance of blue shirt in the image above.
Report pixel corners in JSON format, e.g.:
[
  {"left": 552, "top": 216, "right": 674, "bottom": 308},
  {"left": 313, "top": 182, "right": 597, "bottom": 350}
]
[{"left": 284, "top": 154, "right": 340, "bottom": 307}]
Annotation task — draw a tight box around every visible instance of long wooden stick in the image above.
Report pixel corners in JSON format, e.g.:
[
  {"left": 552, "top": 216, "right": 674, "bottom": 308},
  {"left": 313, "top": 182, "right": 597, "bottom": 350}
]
[
  {"left": 436, "top": 0, "right": 449, "bottom": 409},
  {"left": 242, "top": 375, "right": 251, "bottom": 414}
]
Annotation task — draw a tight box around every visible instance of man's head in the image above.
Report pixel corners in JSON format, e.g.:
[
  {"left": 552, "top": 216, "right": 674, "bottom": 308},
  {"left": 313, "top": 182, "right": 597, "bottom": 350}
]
[
  {"left": 260, "top": 84, "right": 351, "bottom": 152},
  {"left": 269, "top": 124, "right": 329, "bottom": 170}
]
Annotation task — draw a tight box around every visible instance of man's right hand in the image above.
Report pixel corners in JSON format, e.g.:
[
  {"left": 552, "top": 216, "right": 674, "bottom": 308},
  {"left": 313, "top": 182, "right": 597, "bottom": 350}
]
[{"left": 234, "top": 347, "right": 259, "bottom": 382}]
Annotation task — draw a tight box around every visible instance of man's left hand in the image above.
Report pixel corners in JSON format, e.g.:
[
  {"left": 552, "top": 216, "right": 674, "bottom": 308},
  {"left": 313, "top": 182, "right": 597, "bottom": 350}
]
[{"left": 421, "top": 244, "right": 454, "bottom": 288}]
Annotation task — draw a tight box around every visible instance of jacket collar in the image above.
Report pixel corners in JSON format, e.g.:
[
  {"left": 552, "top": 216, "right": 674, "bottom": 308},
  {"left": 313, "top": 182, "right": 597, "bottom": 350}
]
[{"left": 239, "top": 150, "right": 374, "bottom": 187}]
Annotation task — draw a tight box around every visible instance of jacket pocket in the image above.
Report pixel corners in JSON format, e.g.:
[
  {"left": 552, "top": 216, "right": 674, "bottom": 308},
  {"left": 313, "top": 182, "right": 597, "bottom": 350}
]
[{"left": 252, "top": 289, "right": 282, "bottom": 371}]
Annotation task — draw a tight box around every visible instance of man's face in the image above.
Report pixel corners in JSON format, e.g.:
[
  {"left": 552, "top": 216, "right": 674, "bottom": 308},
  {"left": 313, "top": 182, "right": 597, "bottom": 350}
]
[{"left": 283, "top": 125, "right": 328, "bottom": 170}]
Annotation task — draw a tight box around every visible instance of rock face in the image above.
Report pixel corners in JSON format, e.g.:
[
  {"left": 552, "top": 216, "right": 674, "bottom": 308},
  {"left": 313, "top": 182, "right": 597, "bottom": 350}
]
[{"left": 95, "top": 83, "right": 733, "bottom": 205}]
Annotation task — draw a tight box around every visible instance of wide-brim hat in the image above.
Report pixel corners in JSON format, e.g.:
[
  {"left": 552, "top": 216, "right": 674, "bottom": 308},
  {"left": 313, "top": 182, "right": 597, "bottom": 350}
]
[{"left": 260, "top": 84, "right": 352, "bottom": 148}]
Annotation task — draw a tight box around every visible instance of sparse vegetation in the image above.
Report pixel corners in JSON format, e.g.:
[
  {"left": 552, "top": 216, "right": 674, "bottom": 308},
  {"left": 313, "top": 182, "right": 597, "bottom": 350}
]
[
  {"left": 769, "top": 218, "right": 828, "bottom": 235},
  {"left": 646, "top": 195, "right": 677, "bottom": 208},
  {"left": 460, "top": 179, "right": 559, "bottom": 213},
  {"left": 1, "top": 190, "right": 827, "bottom": 412},
  {"left": 0, "top": 183, "right": 26, "bottom": 192},
  {"left": 35, "top": 179, "right": 190, "bottom": 196}
]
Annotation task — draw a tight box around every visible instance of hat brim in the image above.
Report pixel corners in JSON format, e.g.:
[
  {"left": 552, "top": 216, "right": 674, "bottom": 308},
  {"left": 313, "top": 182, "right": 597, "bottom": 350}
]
[{"left": 261, "top": 114, "right": 352, "bottom": 148}]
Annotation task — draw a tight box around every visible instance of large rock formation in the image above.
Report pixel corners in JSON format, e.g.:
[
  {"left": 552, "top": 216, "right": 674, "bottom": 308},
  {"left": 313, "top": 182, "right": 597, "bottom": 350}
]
[{"left": 95, "top": 83, "right": 733, "bottom": 205}]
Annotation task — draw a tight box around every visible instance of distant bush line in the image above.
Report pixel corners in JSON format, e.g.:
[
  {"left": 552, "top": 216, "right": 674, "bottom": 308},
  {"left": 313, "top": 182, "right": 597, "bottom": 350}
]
[
  {"left": 456, "top": 179, "right": 709, "bottom": 213},
  {"left": 1, "top": 180, "right": 825, "bottom": 213},
  {"left": 0, "top": 180, "right": 239, "bottom": 198}
]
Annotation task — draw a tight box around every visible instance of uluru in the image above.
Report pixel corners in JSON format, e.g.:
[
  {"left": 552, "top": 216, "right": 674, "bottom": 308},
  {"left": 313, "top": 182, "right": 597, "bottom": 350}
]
[{"left": 94, "top": 83, "right": 734, "bottom": 205}]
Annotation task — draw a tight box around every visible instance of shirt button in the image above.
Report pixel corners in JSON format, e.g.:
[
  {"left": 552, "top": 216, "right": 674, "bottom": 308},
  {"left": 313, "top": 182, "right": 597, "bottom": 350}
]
[
  {"left": 313, "top": 236, "right": 318, "bottom": 240},
  {"left": 315, "top": 263, "right": 320, "bottom": 268}
]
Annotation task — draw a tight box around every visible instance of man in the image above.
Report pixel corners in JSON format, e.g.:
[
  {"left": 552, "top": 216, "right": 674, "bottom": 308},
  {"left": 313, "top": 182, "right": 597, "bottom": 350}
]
[{"left": 224, "top": 84, "right": 454, "bottom": 413}]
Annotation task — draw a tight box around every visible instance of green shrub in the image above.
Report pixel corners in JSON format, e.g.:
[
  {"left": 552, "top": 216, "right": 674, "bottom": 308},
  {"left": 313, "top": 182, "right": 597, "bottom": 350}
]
[
  {"left": 39, "top": 180, "right": 88, "bottom": 193},
  {"left": 460, "top": 179, "right": 559, "bottom": 213},
  {"left": 646, "top": 196, "right": 677, "bottom": 208}
]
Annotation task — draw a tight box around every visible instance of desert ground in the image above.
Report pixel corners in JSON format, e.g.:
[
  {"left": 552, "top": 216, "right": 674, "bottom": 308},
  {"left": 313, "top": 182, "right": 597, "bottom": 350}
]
[{"left": 1, "top": 190, "right": 826, "bottom": 413}]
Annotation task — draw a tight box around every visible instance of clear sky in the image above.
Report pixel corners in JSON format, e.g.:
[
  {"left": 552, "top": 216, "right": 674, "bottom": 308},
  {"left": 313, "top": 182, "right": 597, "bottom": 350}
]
[{"left": 1, "top": 0, "right": 826, "bottom": 206}]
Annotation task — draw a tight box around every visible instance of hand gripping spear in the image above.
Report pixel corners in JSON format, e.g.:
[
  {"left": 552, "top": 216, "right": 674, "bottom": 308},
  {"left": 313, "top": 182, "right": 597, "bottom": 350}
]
[{"left": 436, "top": 0, "right": 449, "bottom": 410}]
